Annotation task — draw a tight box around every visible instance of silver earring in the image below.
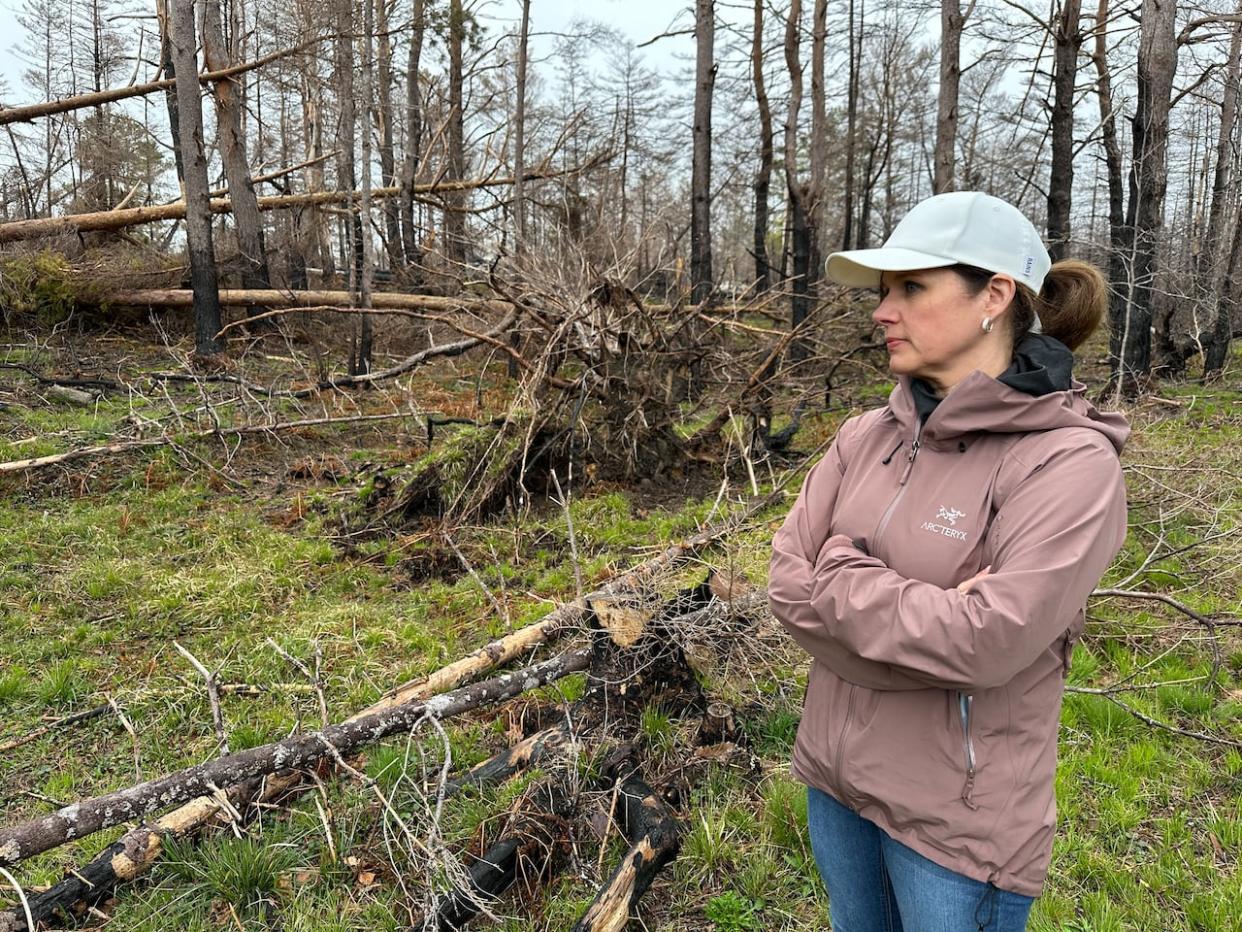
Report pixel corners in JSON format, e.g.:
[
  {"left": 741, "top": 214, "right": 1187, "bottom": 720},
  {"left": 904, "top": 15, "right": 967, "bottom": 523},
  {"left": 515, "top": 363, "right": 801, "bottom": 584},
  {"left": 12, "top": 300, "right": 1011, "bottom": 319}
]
[{"left": 981, "top": 317, "right": 994, "bottom": 333}]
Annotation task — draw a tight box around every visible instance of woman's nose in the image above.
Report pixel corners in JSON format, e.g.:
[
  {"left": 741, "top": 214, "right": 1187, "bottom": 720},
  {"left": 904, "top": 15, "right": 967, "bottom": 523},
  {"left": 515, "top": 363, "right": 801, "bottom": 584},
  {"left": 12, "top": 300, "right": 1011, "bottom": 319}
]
[{"left": 872, "top": 295, "right": 897, "bottom": 326}]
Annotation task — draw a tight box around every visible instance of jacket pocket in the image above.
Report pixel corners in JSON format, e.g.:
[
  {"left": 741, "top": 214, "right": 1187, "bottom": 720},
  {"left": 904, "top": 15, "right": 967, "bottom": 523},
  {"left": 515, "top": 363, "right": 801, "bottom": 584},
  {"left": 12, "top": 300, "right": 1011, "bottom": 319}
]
[{"left": 958, "top": 691, "right": 979, "bottom": 810}]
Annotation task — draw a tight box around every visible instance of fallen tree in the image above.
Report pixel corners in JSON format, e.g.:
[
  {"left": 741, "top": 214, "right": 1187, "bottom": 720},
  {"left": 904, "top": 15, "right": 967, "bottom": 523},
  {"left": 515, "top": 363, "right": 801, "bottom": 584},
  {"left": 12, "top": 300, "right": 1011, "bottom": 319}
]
[
  {"left": 0, "top": 169, "right": 560, "bottom": 243},
  {"left": 0, "top": 649, "right": 592, "bottom": 867},
  {"left": 0, "top": 40, "right": 326, "bottom": 127}
]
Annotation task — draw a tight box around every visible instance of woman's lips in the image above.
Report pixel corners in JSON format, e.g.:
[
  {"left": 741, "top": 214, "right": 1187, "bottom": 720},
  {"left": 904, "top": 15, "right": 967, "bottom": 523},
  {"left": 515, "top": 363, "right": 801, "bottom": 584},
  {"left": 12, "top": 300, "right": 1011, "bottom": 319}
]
[{"left": 885, "top": 338, "right": 906, "bottom": 349}]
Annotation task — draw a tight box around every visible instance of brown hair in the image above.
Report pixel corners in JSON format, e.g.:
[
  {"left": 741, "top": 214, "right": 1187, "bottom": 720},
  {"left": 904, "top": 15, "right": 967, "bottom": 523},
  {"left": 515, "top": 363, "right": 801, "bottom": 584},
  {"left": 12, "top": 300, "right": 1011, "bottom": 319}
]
[{"left": 948, "top": 259, "right": 1109, "bottom": 352}]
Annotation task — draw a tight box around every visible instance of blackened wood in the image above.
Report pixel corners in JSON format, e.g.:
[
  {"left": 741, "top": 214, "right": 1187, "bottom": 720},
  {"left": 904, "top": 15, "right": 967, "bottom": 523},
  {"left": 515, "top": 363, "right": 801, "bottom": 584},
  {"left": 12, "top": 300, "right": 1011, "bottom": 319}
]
[
  {"left": 0, "top": 649, "right": 591, "bottom": 867},
  {"left": 571, "top": 774, "right": 683, "bottom": 932},
  {"left": 442, "top": 721, "right": 572, "bottom": 796}
]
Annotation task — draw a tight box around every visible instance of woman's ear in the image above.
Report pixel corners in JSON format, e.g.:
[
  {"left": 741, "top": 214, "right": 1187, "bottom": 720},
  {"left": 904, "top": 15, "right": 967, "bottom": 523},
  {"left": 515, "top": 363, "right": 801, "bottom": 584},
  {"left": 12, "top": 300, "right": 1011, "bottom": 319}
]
[{"left": 985, "top": 274, "right": 1017, "bottom": 319}]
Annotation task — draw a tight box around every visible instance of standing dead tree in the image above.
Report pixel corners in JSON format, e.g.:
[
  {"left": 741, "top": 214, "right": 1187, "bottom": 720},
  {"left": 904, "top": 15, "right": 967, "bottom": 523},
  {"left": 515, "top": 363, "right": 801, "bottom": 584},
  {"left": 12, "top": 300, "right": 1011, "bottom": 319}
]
[{"left": 168, "top": 0, "right": 222, "bottom": 357}]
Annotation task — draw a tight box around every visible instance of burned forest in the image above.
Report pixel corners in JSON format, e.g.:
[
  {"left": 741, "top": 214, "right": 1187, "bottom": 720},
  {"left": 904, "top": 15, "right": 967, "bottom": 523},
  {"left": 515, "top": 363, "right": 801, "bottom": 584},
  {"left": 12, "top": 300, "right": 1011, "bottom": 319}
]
[{"left": 0, "top": 0, "right": 1241, "bottom": 930}]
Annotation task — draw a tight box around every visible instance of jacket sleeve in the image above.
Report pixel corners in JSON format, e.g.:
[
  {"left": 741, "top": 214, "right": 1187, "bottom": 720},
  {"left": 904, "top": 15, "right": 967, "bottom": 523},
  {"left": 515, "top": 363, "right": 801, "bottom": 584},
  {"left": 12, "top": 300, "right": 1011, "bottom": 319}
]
[
  {"left": 768, "top": 416, "right": 931, "bottom": 692},
  {"left": 806, "top": 437, "right": 1128, "bottom": 691}
]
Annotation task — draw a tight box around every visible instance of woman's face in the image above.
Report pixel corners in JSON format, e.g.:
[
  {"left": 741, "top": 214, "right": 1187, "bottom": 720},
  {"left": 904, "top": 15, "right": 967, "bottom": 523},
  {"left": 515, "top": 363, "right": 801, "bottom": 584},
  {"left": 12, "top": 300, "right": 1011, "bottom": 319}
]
[{"left": 872, "top": 267, "right": 1013, "bottom": 394}]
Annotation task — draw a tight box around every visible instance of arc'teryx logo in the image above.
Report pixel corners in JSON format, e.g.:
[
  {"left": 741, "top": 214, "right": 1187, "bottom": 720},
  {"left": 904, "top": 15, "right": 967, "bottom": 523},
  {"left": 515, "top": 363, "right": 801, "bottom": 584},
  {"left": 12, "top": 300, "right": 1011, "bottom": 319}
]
[{"left": 922, "top": 505, "right": 969, "bottom": 541}]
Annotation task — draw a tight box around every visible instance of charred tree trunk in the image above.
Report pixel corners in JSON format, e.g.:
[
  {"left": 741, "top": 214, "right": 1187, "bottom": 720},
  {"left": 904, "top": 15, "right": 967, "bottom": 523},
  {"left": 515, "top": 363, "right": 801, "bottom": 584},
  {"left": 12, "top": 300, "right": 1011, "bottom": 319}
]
[
  {"left": 401, "top": 0, "right": 427, "bottom": 273},
  {"left": 445, "top": 0, "right": 468, "bottom": 268},
  {"left": 1093, "top": 0, "right": 1127, "bottom": 378},
  {"left": 1200, "top": 13, "right": 1242, "bottom": 378},
  {"left": 1048, "top": 0, "right": 1082, "bottom": 261},
  {"left": 784, "top": 0, "right": 813, "bottom": 361},
  {"left": 934, "top": 0, "right": 964, "bottom": 194},
  {"left": 691, "top": 0, "right": 715, "bottom": 304},
  {"left": 155, "top": 0, "right": 185, "bottom": 185},
  {"left": 751, "top": 0, "right": 773, "bottom": 294},
  {"left": 1114, "top": 0, "right": 1177, "bottom": 394},
  {"left": 570, "top": 769, "right": 683, "bottom": 932},
  {"left": 169, "top": 0, "right": 223, "bottom": 357},
  {"left": 201, "top": 0, "right": 271, "bottom": 315},
  {"left": 375, "top": 0, "right": 404, "bottom": 269},
  {"left": 809, "top": 0, "right": 828, "bottom": 264},
  {"left": 842, "top": 0, "right": 862, "bottom": 250}
]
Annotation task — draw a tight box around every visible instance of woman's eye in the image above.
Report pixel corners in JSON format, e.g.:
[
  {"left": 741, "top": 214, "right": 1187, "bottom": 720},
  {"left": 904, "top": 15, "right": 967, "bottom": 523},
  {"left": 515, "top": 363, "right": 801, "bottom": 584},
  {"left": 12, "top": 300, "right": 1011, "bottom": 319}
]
[{"left": 904, "top": 281, "right": 919, "bottom": 294}]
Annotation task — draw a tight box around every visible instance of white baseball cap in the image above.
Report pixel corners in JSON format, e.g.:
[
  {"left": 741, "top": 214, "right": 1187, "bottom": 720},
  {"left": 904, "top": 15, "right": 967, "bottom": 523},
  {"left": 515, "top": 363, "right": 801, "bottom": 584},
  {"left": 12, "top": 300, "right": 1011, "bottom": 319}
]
[{"left": 825, "top": 191, "right": 1052, "bottom": 293}]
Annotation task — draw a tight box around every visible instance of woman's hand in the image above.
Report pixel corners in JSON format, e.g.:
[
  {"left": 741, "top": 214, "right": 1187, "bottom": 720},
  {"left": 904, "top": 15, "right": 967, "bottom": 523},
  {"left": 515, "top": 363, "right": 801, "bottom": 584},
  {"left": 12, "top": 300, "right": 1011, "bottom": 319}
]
[{"left": 956, "top": 565, "right": 992, "bottom": 594}]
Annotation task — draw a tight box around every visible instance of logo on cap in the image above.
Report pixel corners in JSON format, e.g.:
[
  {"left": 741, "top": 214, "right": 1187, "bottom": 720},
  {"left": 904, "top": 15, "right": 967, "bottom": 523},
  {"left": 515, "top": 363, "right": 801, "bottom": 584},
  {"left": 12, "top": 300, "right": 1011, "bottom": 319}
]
[{"left": 1023, "top": 256, "right": 1034, "bottom": 276}]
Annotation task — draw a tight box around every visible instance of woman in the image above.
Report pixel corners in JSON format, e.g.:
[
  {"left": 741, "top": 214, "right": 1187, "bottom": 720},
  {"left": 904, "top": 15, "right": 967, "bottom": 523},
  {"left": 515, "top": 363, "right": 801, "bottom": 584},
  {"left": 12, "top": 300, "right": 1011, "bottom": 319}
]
[{"left": 767, "top": 191, "right": 1129, "bottom": 931}]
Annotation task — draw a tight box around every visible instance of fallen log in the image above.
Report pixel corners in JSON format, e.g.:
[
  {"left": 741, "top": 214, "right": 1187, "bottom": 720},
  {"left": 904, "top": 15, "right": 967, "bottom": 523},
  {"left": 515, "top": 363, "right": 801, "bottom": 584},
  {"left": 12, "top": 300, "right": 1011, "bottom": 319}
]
[
  {"left": 109, "top": 288, "right": 512, "bottom": 314},
  {"left": 0, "top": 773, "right": 301, "bottom": 932},
  {"left": 571, "top": 771, "right": 683, "bottom": 932},
  {"left": 419, "top": 781, "right": 572, "bottom": 932},
  {"left": 0, "top": 648, "right": 592, "bottom": 867},
  {"left": 0, "top": 169, "right": 562, "bottom": 242},
  {"left": 0, "top": 40, "right": 324, "bottom": 126}
]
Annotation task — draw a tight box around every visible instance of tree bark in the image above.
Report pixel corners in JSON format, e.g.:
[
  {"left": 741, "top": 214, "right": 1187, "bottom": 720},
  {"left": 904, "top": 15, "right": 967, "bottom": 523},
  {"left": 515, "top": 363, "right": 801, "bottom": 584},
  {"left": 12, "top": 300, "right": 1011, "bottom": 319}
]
[
  {"left": 373, "top": 0, "right": 404, "bottom": 269},
  {"left": 809, "top": 0, "right": 828, "bottom": 263},
  {"left": 155, "top": 0, "right": 184, "bottom": 185},
  {"left": 690, "top": 0, "right": 715, "bottom": 304},
  {"left": 784, "top": 0, "right": 813, "bottom": 360},
  {"left": 401, "top": 0, "right": 427, "bottom": 271},
  {"left": 1047, "top": 0, "right": 1082, "bottom": 261},
  {"left": 201, "top": 0, "right": 271, "bottom": 313},
  {"left": 445, "top": 0, "right": 468, "bottom": 267},
  {"left": 934, "top": 0, "right": 965, "bottom": 194},
  {"left": 169, "top": 0, "right": 223, "bottom": 357},
  {"left": 358, "top": 0, "right": 376, "bottom": 373},
  {"left": 1200, "top": 12, "right": 1242, "bottom": 377},
  {"left": 842, "top": 0, "right": 862, "bottom": 250},
  {"left": 570, "top": 771, "right": 683, "bottom": 932},
  {"left": 751, "top": 0, "right": 773, "bottom": 293},
  {"left": 1113, "top": 0, "right": 1178, "bottom": 394},
  {"left": 1093, "top": 0, "right": 1127, "bottom": 376}
]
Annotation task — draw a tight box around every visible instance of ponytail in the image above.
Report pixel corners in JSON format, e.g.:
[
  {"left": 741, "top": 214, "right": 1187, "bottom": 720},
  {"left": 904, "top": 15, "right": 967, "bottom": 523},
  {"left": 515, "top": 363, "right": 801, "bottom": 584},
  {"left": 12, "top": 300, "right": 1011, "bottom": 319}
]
[{"left": 1010, "top": 259, "right": 1108, "bottom": 352}]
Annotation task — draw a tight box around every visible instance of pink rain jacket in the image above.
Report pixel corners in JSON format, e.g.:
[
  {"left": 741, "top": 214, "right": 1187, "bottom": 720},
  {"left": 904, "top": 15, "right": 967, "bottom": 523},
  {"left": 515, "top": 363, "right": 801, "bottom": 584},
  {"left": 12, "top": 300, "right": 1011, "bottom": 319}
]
[{"left": 768, "top": 369, "right": 1129, "bottom": 896}]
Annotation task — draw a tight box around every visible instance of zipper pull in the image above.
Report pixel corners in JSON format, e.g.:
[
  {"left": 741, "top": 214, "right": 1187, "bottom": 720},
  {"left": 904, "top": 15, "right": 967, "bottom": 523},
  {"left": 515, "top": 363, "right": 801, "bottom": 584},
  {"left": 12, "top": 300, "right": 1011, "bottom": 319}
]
[
  {"left": 961, "top": 770, "right": 979, "bottom": 810},
  {"left": 898, "top": 438, "right": 921, "bottom": 485}
]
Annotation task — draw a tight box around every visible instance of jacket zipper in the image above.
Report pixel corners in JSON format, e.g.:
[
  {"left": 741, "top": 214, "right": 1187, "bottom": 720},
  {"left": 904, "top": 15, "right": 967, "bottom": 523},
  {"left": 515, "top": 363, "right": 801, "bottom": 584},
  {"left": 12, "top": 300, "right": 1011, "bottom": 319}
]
[
  {"left": 835, "top": 422, "right": 920, "bottom": 808},
  {"left": 958, "top": 692, "right": 979, "bottom": 810},
  {"left": 835, "top": 684, "right": 858, "bottom": 807},
  {"left": 871, "top": 421, "right": 923, "bottom": 546}
]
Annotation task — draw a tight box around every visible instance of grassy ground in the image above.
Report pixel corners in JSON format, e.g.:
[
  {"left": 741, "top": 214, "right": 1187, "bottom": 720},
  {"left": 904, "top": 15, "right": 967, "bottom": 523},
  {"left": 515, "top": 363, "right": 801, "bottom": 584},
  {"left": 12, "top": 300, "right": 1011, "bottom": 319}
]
[{"left": 0, "top": 333, "right": 1239, "bottom": 930}]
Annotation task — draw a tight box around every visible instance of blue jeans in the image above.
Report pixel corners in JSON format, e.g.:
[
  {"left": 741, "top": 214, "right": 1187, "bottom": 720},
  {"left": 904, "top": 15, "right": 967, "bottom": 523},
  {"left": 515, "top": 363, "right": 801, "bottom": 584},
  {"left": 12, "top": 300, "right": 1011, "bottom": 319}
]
[{"left": 806, "top": 787, "right": 1034, "bottom": 932}]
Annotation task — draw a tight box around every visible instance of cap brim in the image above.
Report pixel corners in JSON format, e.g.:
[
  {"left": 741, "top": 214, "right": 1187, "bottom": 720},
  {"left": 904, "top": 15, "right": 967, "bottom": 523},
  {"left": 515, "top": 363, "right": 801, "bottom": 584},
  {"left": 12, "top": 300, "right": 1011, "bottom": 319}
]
[{"left": 825, "top": 248, "right": 957, "bottom": 288}]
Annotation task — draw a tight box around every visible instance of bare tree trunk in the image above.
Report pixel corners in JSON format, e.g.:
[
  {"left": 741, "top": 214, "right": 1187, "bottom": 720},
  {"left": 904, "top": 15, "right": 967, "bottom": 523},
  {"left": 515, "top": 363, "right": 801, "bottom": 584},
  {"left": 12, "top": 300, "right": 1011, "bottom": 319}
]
[
  {"left": 784, "top": 0, "right": 813, "bottom": 361},
  {"left": 169, "top": 0, "right": 223, "bottom": 357},
  {"left": 509, "top": 0, "right": 531, "bottom": 378},
  {"left": 445, "top": 0, "right": 467, "bottom": 268},
  {"left": 1047, "top": 0, "right": 1082, "bottom": 261},
  {"left": 1114, "top": 0, "right": 1177, "bottom": 394},
  {"left": 934, "top": 0, "right": 965, "bottom": 194},
  {"left": 302, "top": 75, "right": 335, "bottom": 281},
  {"left": 400, "top": 0, "right": 426, "bottom": 273},
  {"left": 334, "top": 0, "right": 365, "bottom": 372},
  {"left": 751, "top": 0, "right": 773, "bottom": 294},
  {"left": 375, "top": 0, "right": 404, "bottom": 269},
  {"left": 358, "top": 0, "right": 375, "bottom": 373},
  {"left": 841, "top": 0, "right": 862, "bottom": 249},
  {"left": 201, "top": 0, "right": 271, "bottom": 316},
  {"left": 809, "top": 0, "right": 828, "bottom": 269},
  {"left": 1204, "top": 14, "right": 1242, "bottom": 377},
  {"left": 1093, "top": 0, "right": 1127, "bottom": 377},
  {"left": 691, "top": 0, "right": 715, "bottom": 304},
  {"left": 155, "top": 0, "right": 184, "bottom": 186}
]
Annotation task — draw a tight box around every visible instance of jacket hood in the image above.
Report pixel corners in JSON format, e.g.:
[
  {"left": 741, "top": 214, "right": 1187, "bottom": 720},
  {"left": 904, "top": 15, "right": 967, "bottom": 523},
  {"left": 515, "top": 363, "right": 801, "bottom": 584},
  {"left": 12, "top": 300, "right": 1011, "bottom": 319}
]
[{"left": 888, "top": 336, "right": 1130, "bottom": 454}]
